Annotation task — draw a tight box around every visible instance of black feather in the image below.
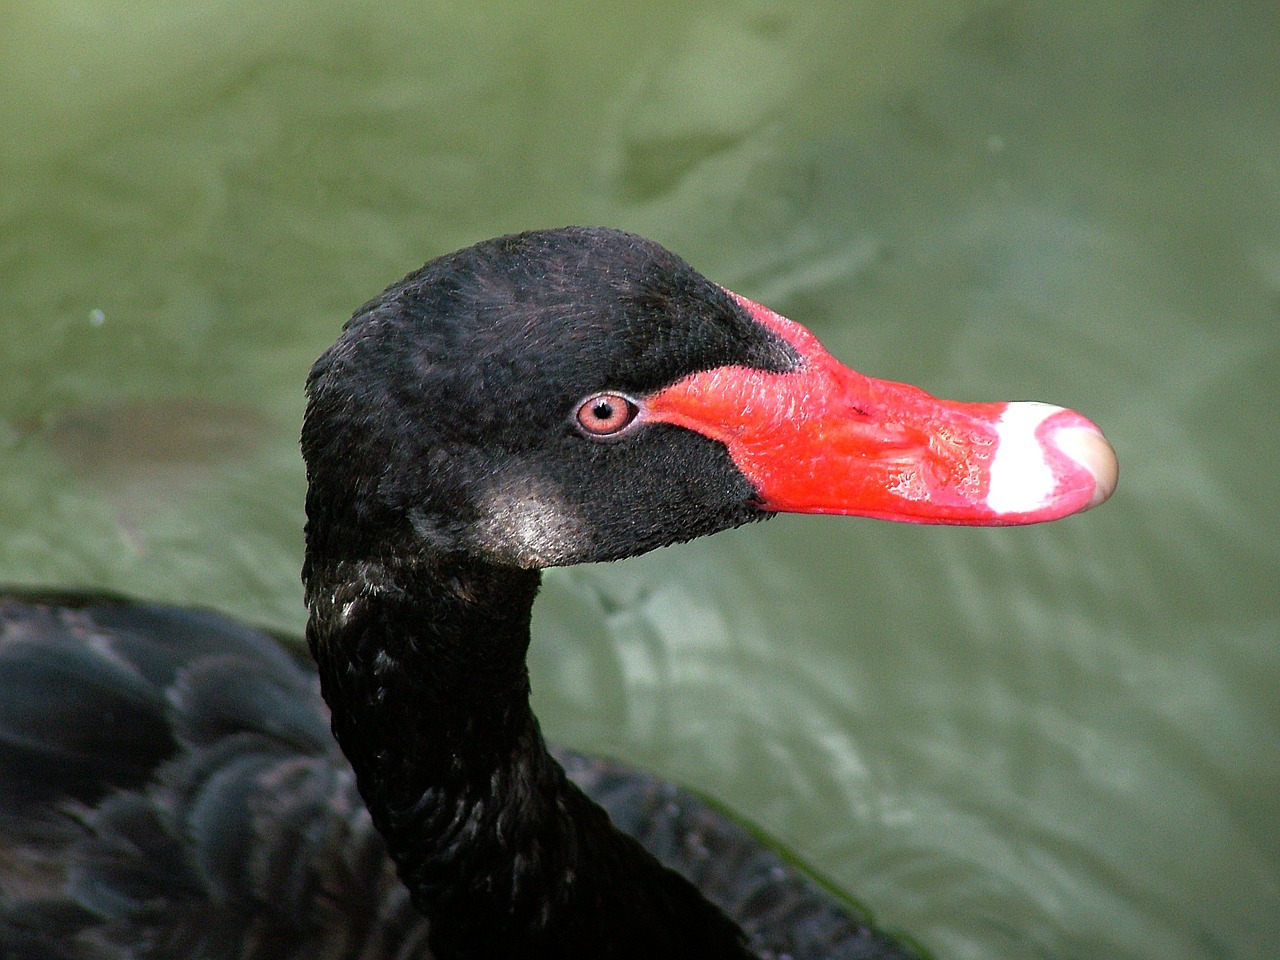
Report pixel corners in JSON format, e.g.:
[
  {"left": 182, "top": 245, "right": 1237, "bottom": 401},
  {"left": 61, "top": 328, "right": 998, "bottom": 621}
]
[{"left": 3, "top": 229, "right": 919, "bottom": 960}]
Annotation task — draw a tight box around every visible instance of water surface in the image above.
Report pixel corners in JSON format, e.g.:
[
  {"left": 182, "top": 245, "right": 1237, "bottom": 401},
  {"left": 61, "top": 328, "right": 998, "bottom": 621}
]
[{"left": 2, "top": 3, "right": 1277, "bottom": 958}]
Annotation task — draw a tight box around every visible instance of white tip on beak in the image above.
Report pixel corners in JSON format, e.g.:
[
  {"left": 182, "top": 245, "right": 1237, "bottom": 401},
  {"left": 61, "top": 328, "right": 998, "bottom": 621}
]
[
  {"left": 988, "top": 403, "right": 1118, "bottom": 519},
  {"left": 1054, "top": 423, "right": 1119, "bottom": 510}
]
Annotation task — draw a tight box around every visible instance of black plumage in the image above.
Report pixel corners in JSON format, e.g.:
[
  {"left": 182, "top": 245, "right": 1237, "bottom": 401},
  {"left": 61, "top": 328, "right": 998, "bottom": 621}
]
[{"left": 2, "top": 228, "right": 919, "bottom": 959}]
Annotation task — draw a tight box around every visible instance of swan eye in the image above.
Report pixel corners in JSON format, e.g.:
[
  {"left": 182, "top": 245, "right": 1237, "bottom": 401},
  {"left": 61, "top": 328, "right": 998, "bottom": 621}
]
[{"left": 575, "top": 392, "right": 640, "bottom": 437}]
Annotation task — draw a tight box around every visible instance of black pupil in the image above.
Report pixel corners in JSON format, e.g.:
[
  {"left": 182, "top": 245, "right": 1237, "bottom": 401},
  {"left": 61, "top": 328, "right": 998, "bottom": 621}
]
[{"left": 593, "top": 400, "right": 615, "bottom": 421}]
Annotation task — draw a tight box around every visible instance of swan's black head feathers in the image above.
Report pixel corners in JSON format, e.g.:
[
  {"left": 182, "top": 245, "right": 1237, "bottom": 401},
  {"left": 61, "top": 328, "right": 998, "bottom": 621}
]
[{"left": 302, "top": 227, "right": 795, "bottom": 571}]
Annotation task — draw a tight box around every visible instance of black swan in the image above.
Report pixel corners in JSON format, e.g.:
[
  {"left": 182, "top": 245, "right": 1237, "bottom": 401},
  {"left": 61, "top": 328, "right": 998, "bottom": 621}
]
[{"left": 0, "top": 227, "right": 1116, "bottom": 959}]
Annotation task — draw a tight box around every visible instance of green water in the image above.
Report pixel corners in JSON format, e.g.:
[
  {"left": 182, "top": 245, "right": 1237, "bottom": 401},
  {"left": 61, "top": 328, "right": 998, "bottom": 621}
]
[{"left": 2, "top": 2, "right": 1277, "bottom": 958}]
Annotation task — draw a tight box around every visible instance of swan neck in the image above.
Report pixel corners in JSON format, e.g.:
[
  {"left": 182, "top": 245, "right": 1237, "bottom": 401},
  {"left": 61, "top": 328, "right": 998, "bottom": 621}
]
[{"left": 304, "top": 554, "right": 751, "bottom": 958}]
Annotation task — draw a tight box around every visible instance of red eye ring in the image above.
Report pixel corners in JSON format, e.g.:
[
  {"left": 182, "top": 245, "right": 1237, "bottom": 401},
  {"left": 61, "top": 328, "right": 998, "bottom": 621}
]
[{"left": 575, "top": 392, "right": 641, "bottom": 437}]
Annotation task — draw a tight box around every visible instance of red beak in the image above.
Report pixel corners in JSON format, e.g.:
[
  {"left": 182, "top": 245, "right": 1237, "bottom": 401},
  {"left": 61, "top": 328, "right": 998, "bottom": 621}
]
[{"left": 645, "top": 292, "right": 1117, "bottom": 526}]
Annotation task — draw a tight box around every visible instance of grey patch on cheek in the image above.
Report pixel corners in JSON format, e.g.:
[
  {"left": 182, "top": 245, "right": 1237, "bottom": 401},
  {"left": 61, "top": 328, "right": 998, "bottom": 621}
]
[{"left": 470, "top": 476, "right": 588, "bottom": 567}]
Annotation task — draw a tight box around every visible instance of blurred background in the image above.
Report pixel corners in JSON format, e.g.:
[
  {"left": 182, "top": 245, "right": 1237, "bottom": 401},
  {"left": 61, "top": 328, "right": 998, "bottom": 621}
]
[{"left": 2, "top": 1, "right": 1277, "bottom": 958}]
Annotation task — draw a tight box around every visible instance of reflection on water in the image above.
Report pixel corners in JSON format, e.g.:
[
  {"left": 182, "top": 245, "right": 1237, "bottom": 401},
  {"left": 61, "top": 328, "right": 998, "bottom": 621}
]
[
  {"left": 2, "top": 2, "right": 1277, "bottom": 959},
  {"left": 43, "top": 398, "right": 270, "bottom": 505}
]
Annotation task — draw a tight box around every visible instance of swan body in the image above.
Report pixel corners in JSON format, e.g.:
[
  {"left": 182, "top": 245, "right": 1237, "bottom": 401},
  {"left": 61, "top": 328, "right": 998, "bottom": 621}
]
[{"left": 0, "top": 227, "right": 1115, "bottom": 959}]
